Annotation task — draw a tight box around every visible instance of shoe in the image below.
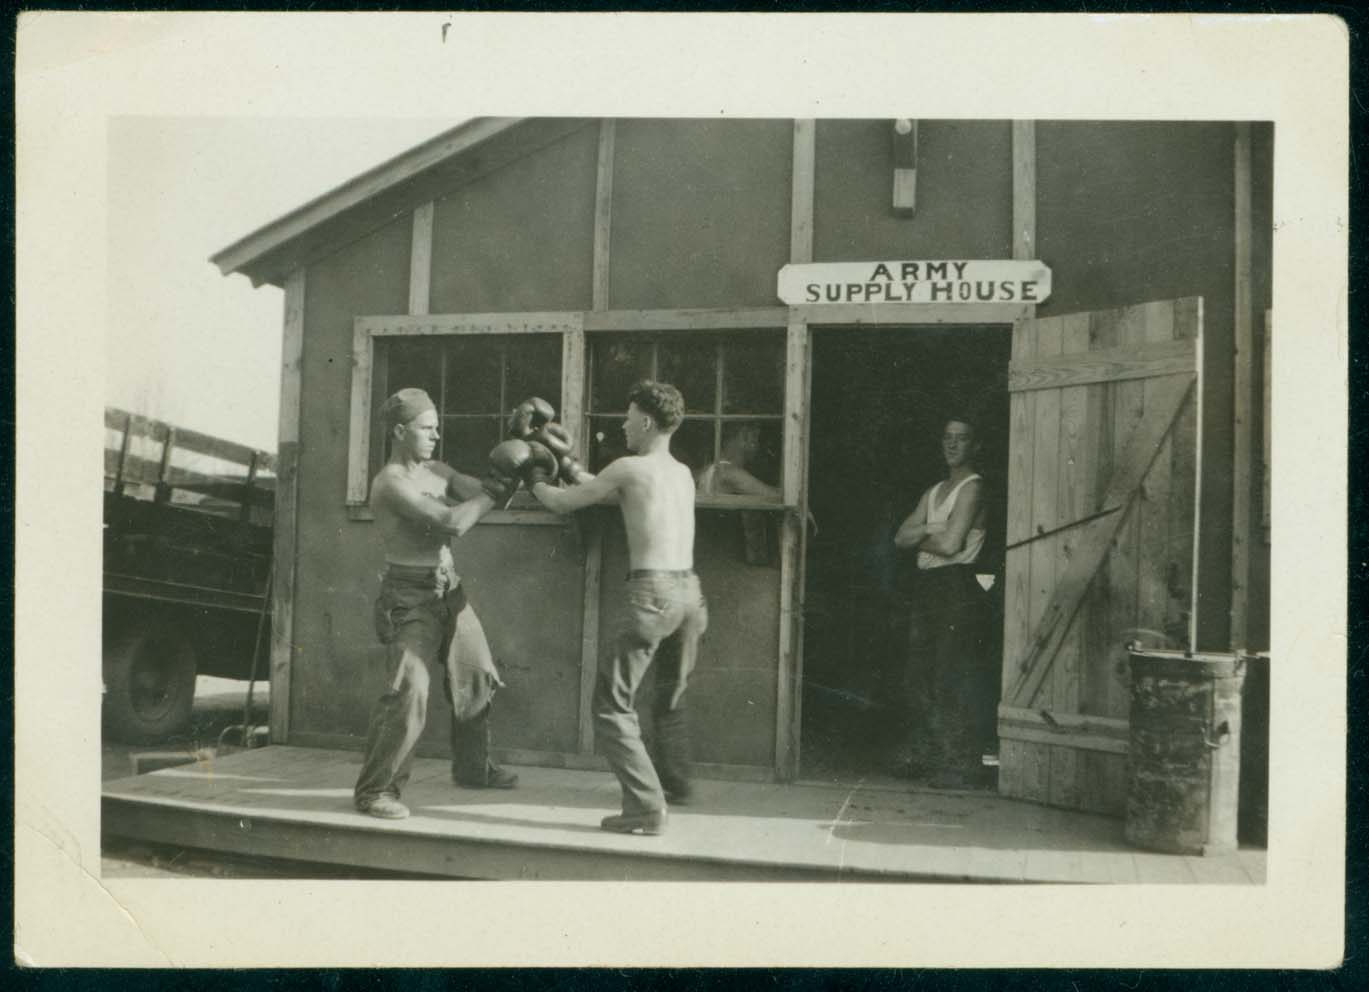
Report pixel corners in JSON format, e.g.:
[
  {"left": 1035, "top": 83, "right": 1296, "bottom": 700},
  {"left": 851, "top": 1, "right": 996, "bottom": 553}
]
[
  {"left": 454, "top": 762, "right": 519, "bottom": 789},
  {"left": 600, "top": 809, "right": 668, "bottom": 835},
  {"left": 357, "top": 795, "right": 410, "bottom": 819},
  {"left": 662, "top": 780, "right": 693, "bottom": 806}
]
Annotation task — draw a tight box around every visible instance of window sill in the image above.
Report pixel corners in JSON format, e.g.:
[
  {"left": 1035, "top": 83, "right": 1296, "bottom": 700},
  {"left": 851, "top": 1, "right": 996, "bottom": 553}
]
[
  {"left": 344, "top": 504, "right": 566, "bottom": 526},
  {"left": 696, "top": 497, "right": 793, "bottom": 512}
]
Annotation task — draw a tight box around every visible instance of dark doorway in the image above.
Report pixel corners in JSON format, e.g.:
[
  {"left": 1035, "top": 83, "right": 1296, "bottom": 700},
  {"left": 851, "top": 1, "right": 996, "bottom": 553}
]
[{"left": 799, "top": 326, "right": 1011, "bottom": 784}]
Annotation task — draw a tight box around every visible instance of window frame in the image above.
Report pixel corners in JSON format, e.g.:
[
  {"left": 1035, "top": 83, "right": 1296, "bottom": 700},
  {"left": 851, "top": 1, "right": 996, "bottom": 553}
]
[
  {"left": 346, "top": 309, "right": 802, "bottom": 519},
  {"left": 346, "top": 312, "right": 582, "bottom": 521},
  {"left": 585, "top": 330, "right": 789, "bottom": 508}
]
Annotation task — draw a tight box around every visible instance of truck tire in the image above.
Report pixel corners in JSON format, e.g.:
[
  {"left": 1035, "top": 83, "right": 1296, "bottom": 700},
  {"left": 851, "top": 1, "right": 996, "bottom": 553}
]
[{"left": 103, "top": 620, "right": 197, "bottom": 743}]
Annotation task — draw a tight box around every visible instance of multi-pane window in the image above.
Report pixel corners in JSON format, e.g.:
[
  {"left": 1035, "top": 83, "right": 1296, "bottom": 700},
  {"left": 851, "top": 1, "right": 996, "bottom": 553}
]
[
  {"left": 587, "top": 332, "right": 786, "bottom": 502},
  {"left": 374, "top": 334, "right": 562, "bottom": 491}
]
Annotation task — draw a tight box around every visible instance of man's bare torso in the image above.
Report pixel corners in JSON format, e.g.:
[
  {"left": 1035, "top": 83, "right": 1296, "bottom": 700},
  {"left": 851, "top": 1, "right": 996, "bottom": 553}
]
[
  {"left": 616, "top": 452, "right": 695, "bottom": 571},
  {"left": 372, "top": 461, "right": 451, "bottom": 566}
]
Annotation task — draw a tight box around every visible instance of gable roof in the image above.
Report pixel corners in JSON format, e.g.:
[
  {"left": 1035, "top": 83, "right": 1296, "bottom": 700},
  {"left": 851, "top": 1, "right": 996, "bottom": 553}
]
[{"left": 211, "top": 116, "right": 597, "bottom": 288}]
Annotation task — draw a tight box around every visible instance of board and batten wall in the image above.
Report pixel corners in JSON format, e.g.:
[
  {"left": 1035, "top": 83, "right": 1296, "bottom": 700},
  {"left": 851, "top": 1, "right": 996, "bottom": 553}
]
[
  {"left": 270, "top": 117, "right": 1271, "bottom": 780},
  {"left": 281, "top": 120, "right": 798, "bottom": 771}
]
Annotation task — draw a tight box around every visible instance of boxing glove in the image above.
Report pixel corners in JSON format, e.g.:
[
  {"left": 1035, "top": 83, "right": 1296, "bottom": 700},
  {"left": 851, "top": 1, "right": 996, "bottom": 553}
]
[
  {"left": 529, "top": 422, "right": 589, "bottom": 485},
  {"left": 558, "top": 454, "right": 590, "bottom": 486},
  {"left": 521, "top": 440, "right": 560, "bottom": 488},
  {"left": 483, "top": 439, "right": 531, "bottom": 508},
  {"left": 506, "top": 396, "right": 556, "bottom": 440},
  {"left": 480, "top": 473, "right": 518, "bottom": 508}
]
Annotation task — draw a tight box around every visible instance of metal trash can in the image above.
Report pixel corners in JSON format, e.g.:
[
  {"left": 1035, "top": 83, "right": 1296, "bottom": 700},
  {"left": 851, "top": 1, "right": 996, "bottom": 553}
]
[{"left": 1124, "top": 648, "right": 1246, "bottom": 855}]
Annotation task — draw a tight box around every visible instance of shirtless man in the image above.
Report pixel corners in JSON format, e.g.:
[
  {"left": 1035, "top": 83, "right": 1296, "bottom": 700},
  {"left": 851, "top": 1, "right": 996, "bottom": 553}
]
[
  {"left": 696, "top": 423, "right": 776, "bottom": 499},
  {"left": 697, "top": 423, "right": 817, "bottom": 536},
  {"left": 525, "top": 380, "right": 706, "bottom": 835},
  {"left": 353, "top": 388, "right": 519, "bottom": 820}
]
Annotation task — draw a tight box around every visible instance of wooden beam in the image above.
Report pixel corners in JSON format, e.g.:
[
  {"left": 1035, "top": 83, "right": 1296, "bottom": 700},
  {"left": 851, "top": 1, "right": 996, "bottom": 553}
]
[
  {"left": 109, "top": 411, "right": 276, "bottom": 472},
  {"left": 584, "top": 307, "right": 789, "bottom": 332},
  {"left": 777, "top": 118, "right": 817, "bottom": 782},
  {"left": 112, "top": 410, "right": 133, "bottom": 496},
  {"left": 1231, "top": 122, "right": 1253, "bottom": 650},
  {"left": 790, "top": 120, "right": 816, "bottom": 264},
  {"left": 408, "top": 202, "right": 434, "bottom": 316},
  {"left": 575, "top": 119, "right": 617, "bottom": 753},
  {"left": 1008, "top": 372, "right": 1196, "bottom": 708},
  {"left": 577, "top": 523, "right": 603, "bottom": 755},
  {"left": 1262, "top": 308, "right": 1272, "bottom": 542},
  {"left": 270, "top": 268, "right": 305, "bottom": 744},
  {"left": 997, "top": 704, "right": 1129, "bottom": 755},
  {"left": 1008, "top": 339, "right": 1197, "bottom": 392},
  {"left": 592, "top": 120, "right": 615, "bottom": 311},
  {"left": 560, "top": 328, "right": 586, "bottom": 457},
  {"left": 1188, "top": 299, "right": 1206, "bottom": 653},
  {"left": 776, "top": 320, "right": 810, "bottom": 780},
  {"left": 239, "top": 452, "right": 259, "bottom": 523},
  {"left": 346, "top": 323, "right": 375, "bottom": 506},
  {"left": 345, "top": 505, "right": 564, "bottom": 526},
  {"left": 358, "top": 312, "right": 582, "bottom": 338},
  {"left": 153, "top": 425, "right": 176, "bottom": 504},
  {"left": 795, "top": 302, "right": 1032, "bottom": 326},
  {"left": 1012, "top": 121, "right": 1037, "bottom": 262}
]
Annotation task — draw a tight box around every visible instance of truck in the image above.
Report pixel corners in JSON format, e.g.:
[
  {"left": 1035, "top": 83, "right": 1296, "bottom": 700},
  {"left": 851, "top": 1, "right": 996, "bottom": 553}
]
[{"left": 102, "top": 408, "right": 275, "bottom": 742}]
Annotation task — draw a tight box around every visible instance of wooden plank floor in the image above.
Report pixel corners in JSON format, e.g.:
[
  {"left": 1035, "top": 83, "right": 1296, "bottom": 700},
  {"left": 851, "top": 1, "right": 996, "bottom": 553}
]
[{"left": 101, "top": 746, "right": 1266, "bottom": 883}]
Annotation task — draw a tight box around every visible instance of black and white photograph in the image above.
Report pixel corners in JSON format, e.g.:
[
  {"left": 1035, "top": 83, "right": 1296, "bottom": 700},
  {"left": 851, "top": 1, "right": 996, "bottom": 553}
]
[{"left": 14, "top": 11, "right": 1347, "bottom": 969}]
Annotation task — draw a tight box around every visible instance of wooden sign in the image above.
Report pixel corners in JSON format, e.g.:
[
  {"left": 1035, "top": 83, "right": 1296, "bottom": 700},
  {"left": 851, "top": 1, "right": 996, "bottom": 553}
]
[{"left": 777, "top": 259, "right": 1052, "bottom": 305}]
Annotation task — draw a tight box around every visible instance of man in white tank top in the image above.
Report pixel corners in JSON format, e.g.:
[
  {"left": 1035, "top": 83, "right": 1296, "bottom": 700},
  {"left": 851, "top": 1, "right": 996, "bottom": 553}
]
[{"left": 893, "top": 417, "right": 996, "bottom": 789}]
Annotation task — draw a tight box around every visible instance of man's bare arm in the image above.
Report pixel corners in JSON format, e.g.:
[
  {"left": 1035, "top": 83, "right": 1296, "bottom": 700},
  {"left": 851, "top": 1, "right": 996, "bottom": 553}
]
[
  {"left": 530, "top": 460, "right": 627, "bottom": 513},
  {"left": 893, "top": 490, "right": 932, "bottom": 550},
  {"left": 422, "top": 460, "right": 487, "bottom": 502},
  {"left": 918, "top": 480, "right": 982, "bottom": 557},
  {"left": 377, "top": 471, "right": 495, "bottom": 537},
  {"left": 716, "top": 463, "right": 781, "bottom": 499}
]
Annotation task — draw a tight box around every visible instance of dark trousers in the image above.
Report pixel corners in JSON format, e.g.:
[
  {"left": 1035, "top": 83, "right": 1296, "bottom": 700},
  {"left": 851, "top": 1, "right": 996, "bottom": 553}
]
[
  {"left": 594, "top": 572, "right": 708, "bottom": 815},
  {"left": 903, "top": 565, "right": 998, "bottom": 769},
  {"left": 354, "top": 568, "right": 494, "bottom": 807}
]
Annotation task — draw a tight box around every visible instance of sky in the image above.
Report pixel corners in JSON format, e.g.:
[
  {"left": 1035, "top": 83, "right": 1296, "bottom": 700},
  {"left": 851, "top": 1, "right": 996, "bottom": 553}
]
[{"left": 106, "top": 115, "right": 461, "bottom": 450}]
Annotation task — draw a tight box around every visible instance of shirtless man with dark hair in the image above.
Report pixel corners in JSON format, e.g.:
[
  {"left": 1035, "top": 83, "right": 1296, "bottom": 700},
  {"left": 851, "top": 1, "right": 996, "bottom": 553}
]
[{"left": 525, "top": 380, "right": 706, "bottom": 835}]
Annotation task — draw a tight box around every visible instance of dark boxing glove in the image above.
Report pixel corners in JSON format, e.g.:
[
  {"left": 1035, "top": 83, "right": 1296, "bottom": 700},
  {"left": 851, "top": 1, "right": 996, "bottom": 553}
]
[
  {"left": 480, "top": 472, "right": 519, "bottom": 509},
  {"left": 506, "top": 396, "right": 556, "bottom": 440},
  {"left": 483, "top": 439, "right": 531, "bottom": 508},
  {"left": 521, "top": 440, "right": 560, "bottom": 489},
  {"left": 530, "top": 422, "right": 589, "bottom": 485}
]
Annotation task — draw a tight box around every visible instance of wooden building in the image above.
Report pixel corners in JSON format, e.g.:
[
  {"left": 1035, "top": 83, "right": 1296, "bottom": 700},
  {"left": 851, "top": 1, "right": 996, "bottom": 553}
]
[{"left": 212, "top": 118, "right": 1272, "bottom": 818}]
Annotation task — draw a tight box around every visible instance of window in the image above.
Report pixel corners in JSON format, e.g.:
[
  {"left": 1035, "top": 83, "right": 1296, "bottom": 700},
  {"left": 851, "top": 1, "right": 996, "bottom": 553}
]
[
  {"left": 372, "top": 334, "right": 563, "bottom": 500},
  {"left": 587, "top": 332, "right": 786, "bottom": 503}
]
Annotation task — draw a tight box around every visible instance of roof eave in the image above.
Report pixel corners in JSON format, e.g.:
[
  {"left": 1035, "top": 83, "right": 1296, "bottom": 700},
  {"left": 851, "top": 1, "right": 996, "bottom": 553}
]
[{"left": 209, "top": 116, "right": 526, "bottom": 288}]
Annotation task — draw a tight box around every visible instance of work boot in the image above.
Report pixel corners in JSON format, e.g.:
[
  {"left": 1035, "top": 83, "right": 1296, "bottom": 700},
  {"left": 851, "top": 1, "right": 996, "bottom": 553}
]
[
  {"left": 450, "top": 707, "right": 516, "bottom": 787},
  {"left": 453, "top": 761, "right": 519, "bottom": 789},
  {"left": 600, "top": 809, "right": 667, "bottom": 835},
  {"left": 357, "top": 795, "right": 410, "bottom": 819}
]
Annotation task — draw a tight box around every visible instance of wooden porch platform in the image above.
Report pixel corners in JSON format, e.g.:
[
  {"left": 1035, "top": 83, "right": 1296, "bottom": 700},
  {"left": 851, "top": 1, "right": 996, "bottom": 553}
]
[{"left": 101, "top": 745, "right": 1266, "bottom": 883}]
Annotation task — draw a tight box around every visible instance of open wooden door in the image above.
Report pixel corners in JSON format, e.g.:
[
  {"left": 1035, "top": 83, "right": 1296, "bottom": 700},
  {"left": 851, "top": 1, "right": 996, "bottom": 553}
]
[{"left": 998, "top": 297, "right": 1202, "bottom": 815}]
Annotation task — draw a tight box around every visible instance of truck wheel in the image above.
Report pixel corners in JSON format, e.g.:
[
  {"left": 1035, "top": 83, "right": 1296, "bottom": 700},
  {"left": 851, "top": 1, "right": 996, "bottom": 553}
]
[{"left": 103, "top": 622, "right": 197, "bottom": 743}]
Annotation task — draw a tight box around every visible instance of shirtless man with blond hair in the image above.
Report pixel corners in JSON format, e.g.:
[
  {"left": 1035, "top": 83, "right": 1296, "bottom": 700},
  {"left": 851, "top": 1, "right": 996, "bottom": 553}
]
[
  {"left": 352, "top": 388, "right": 519, "bottom": 820},
  {"left": 525, "top": 380, "right": 706, "bottom": 835}
]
